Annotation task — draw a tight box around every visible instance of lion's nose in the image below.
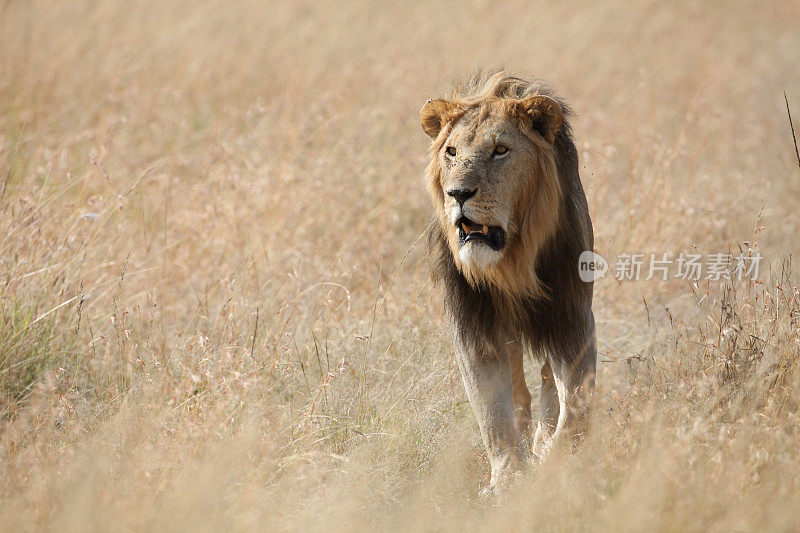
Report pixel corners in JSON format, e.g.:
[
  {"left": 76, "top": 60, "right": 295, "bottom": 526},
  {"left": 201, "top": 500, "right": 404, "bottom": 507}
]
[{"left": 446, "top": 188, "right": 477, "bottom": 205}]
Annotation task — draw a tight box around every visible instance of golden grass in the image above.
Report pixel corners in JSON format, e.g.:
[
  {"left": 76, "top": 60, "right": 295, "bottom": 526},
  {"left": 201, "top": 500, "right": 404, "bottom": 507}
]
[{"left": 1, "top": 0, "right": 800, "bottom": 530}]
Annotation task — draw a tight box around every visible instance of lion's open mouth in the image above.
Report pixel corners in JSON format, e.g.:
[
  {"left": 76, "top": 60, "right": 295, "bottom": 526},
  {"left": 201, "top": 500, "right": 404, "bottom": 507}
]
[{"left": 457, "top": 217, "right": 505, "bottom": 251}]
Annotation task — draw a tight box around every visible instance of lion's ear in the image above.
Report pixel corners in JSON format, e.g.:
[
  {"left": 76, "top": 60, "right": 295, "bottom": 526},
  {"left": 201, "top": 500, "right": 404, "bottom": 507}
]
[
  {"left": 517, "top": 95, "right": 563, "bottom": 143},
  {"left": 420, "top": 98, "right": 460, "bottom": 139}
]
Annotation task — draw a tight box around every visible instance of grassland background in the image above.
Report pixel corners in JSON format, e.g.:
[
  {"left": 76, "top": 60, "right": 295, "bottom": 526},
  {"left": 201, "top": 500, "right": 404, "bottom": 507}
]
[{"left": 1, "top": 0, "right": 800, "bottom": 530}]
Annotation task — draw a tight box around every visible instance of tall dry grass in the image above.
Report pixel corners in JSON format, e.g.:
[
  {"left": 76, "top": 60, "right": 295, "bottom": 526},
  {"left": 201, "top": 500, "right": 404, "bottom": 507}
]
[{"left": 1, "top": 0, "right": 799, "bottom": 530}]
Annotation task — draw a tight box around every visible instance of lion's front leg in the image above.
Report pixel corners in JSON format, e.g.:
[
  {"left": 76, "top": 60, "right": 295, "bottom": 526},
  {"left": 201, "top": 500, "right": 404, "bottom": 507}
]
[
  {"left": 453, "top": 333, "right": 525, "bottom": 490},
  {"left": 532, "top": 360, "right": 559, "bottom": 459},
  {"left": 509, "top": 341, "right": 532, "bottom": 449},
  {"left": 540, "top": 311, "right": 597, "bottom": 457}
]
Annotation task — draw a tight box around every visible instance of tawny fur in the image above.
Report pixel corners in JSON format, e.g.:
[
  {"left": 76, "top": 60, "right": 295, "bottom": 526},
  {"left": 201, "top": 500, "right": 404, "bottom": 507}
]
[
  {"left": 423, "top": 72, "right": 564, "bottom": 302},
  {"left": 420, "top": 71, "right": 597, "bottom": 490}
]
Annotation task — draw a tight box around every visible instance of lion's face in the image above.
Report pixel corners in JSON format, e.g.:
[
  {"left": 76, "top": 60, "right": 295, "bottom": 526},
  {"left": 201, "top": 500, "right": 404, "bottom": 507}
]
[
  {"left": 421, "top": 93, "right": 564, "bottom": 294},
  {"left": 436, "top": 102, "right": 537, "bottom": 270}
]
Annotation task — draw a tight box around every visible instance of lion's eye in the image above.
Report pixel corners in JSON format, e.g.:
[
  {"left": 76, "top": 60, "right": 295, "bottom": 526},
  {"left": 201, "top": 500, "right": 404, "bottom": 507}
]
[
  {"left": 493, "top": 145, "right": 509, "bottom": 156},
  {"left": 445, "top": 146, "right": 456, "bottom": 157}
]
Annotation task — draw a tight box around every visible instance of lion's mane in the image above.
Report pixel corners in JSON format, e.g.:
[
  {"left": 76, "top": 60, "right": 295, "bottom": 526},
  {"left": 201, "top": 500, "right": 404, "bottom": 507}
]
[{"left": 426, "top": 72, "right": 594, "bottom": 361}]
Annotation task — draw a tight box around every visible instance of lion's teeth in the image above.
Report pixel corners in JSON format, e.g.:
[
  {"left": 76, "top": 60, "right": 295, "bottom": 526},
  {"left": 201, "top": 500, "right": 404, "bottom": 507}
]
[{"left": 460, "top": 222, "right": 490, "bottom": 236}]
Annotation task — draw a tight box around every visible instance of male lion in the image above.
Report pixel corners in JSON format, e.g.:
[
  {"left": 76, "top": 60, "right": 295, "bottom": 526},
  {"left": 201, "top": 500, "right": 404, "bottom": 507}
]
[{"left": 420, "top": 71, "right": 597, "bottom": 493}]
